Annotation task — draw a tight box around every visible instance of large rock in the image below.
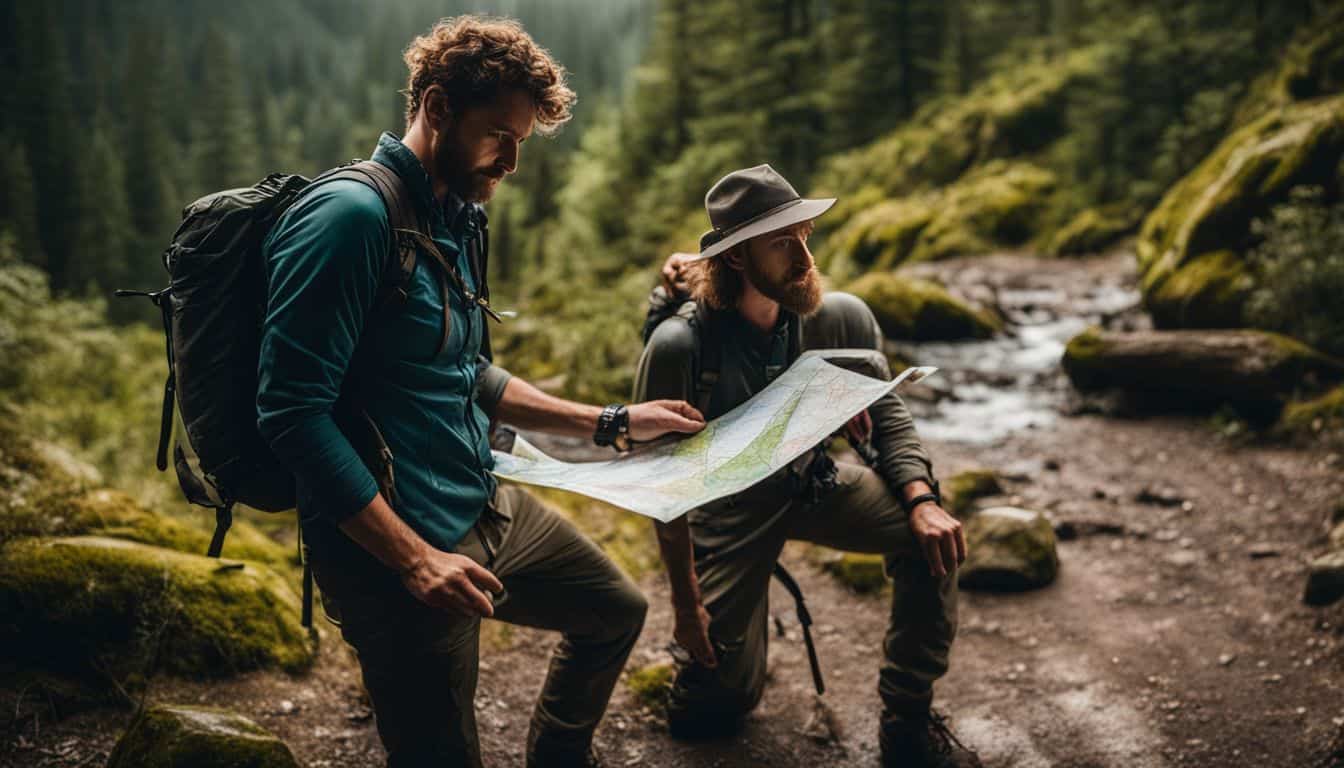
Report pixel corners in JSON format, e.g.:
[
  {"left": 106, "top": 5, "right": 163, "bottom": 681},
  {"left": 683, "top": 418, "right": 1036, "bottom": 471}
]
[
  {"left": 107, "top": 705, "right": 299, "bottom": 768},
  {"left": 826, "top": 162, "right": 1057, "bottom": 272},
  {"left": 1278, "top": 385, "right": 1344, "bottom": 436},
  {"left": 0, "top": 536, "right": 314, "bottom": 687},
  {"left": 1304, "top": 551, "right": 1344, "bottom": 606},
  {"left": 847, "top": 273, "right": 1001, "bottom": 341},
  {"left": 944, "top": 468, "right": 1005, "bottom": 519},
  {"left": 959, "top": 507, "right": 1059, "bottom": 591},
  {"left": 1047, "top": 205, "right": 1139, "bottom": 257},
  {"left": 1062, "top": 327, "right": 1344, "bottom": 413},
  {"left": 1135, "top": 95, "right": 1344, "bottom": 328}
]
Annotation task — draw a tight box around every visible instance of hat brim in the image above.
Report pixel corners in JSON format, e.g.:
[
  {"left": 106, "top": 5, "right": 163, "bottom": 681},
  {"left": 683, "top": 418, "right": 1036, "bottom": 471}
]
[{"left": 686, "top": 196, "right": 837, "bottom": 262}]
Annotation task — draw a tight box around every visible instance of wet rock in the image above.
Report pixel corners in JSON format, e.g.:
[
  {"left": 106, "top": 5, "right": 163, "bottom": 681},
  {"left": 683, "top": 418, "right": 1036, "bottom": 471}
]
[
  {"left": 1062, "top": 327, "right": 1344, "bottom": 414},
  {"left": 1304, "top": 551, "right": 1344, "bottom": 606},
  {"left": 846, "top": 273, "right": 1001, "bottom": 341},
  {"left": 1135, "top": 486, "right": 1186, "bottom": 507},
  {"left": 0, "top": 536, "right": 314, "bottom": 691},
  {"left": 1135, "top": 95, "right": 1344, "bottom": 328},
  {"left": 959, "top": 507, "right": 1059, "bottom": 591},
  {"left": 1048, "top": 204, "right": 1139, "bottom": 257},
  {"left": 107, "top": 705, "right": 299, "bottom": 768}
]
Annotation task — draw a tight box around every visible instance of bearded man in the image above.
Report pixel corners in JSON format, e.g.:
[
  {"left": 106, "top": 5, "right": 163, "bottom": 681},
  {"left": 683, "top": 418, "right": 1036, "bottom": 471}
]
[
  {"left": 633, "top": 165, "right": 980, "bottom": 767},
  {"left": 257, "top": 17, "right": 703, "bottom": 767}
]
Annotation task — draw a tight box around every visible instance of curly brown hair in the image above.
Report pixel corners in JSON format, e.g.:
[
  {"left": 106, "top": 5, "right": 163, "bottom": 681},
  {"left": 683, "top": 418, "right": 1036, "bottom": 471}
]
[{"left": 402, "top": 16, "right": 576, "bottom": 135}]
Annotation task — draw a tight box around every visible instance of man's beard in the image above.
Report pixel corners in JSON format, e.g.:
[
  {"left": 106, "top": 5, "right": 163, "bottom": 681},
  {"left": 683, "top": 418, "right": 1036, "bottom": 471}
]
[
  {"left": 433, "top": 132, "right": 504, "bottom": 203},
  {"left": 746, "top": 256, "right": 823, "bottom": 316}
]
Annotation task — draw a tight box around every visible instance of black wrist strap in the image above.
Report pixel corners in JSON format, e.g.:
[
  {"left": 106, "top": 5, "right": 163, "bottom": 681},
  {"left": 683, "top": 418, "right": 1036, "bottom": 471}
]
[
  {"left": 594, "top": 404, "right": 629, "bottom": 450},
  {"left": 900, "top": 479, "right": 942, "bottom": 515}
]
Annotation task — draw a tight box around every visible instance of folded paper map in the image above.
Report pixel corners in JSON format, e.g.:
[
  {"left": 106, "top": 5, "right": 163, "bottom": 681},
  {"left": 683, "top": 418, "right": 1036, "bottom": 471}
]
[{"left": 491, "top": 351, "right": 937, "bottom": 522}]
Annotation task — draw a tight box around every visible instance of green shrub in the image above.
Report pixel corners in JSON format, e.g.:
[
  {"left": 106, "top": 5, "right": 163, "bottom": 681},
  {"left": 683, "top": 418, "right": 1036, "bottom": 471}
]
[{"left": 1246, "top": 187, "right": 1344, "bottom": 357}]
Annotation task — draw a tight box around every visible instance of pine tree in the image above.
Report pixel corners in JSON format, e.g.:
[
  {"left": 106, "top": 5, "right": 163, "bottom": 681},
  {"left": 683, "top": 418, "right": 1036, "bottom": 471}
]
[
  {"left": 122, "top": 23, "right": 178, "bottom": 251},
  {"left": 0, "top": 139, "right": 46, "bottom": 269},
  {"left": 193, "top": 25, "right": 256, "bottom": 191}
]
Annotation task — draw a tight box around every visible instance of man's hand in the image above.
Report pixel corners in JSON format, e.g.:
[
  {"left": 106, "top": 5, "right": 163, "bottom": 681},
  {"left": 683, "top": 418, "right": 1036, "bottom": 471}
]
[
  {"left": 660, "top": 252, "right": 695, "bottom": 298},
  {"left": 909, "top": 502, "right": 967, "bottom": 579},
  {"left": 400, "top": 550, "right": 505, "bottom": 617},
  {"left": 844, "top": 409, "right": 873, "bottom": 445},
  {"left": 627, "top": 399, "right": 705, "bottom": 441},
  {"left": 673, "top": 601, "right": 717, "bottom": 668}
]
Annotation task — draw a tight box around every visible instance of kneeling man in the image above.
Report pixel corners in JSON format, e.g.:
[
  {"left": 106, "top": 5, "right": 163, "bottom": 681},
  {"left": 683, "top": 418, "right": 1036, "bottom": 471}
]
[{"left": 634, "top": 165, "right": 979, "bottom": 767}]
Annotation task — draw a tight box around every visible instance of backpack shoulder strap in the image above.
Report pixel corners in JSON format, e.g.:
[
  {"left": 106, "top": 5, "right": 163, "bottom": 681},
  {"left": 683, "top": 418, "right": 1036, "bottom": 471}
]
[
  {"left": 317, "top": 161, "right": 422, "bottom": 308},
  {"left": 676, "top": 300, "right": 722, "bottom": 417}
]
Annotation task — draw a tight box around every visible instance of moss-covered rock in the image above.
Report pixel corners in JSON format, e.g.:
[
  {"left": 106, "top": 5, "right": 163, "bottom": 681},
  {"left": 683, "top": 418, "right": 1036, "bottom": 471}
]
[
  {"left": 944, "top": 469, "right": 1004, "bottom": 519},
  {"left": 826, "top": 162, "right": 1057, "bottom": 273},
  {"left": 1136, "top": 95, "right": 1344, "bottom": 328},
  {"left": 1062, "top": 327, "right": 1344, "bottom": 413},
  {"left": 625, "top": 662, "right": 674, "bottom": 712},
  {"left": 959, "top": 507, "right": 1059, "bottom": 592},
  {"left": 846, "top": 273, "right": 1001, "bottom": 342},
  {"left": 107, "top": 705, "right": 299, "bottom": 768},
  {"left": 0, "top": 424, "right": 292, "bottom": 567},
  {"left": 817, "top": 551, "right": 888, "bottom": 594},
  {"left": 0, "top": 536, "right": 314, "bottom": 690},
  {"left": 1047, "top": 205, "right": 1140, "bottom": 257},
  {"left": 1303, "top": 550, "right": 1344, "bottom": 606},
  {"left": 1278, "top": 385, "right": 1344, "bottom": 436}
]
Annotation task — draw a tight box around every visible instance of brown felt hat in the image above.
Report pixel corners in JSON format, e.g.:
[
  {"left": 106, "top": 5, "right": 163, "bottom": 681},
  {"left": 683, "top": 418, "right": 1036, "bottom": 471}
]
[{"left": 685, "top": 164, "right": 836, "bottom": 262}]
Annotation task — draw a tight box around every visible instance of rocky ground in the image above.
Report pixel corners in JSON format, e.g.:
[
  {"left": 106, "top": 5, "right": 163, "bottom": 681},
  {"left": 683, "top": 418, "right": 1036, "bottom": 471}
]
[{"left": 4, "top": 251, "right": 1343, "bottom": 768}]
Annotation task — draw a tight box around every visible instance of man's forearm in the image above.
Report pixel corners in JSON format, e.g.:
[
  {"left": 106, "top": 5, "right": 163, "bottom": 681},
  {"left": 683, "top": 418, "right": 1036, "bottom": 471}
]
[
  {"left": 654, "top": 517, "right": 703, "bottom": 610},
  {"left": 493, "top": 376, "right": 603, "bottom": 437},
  {"left": 338, "top": 492, "right": 434, "bottom": 574}
]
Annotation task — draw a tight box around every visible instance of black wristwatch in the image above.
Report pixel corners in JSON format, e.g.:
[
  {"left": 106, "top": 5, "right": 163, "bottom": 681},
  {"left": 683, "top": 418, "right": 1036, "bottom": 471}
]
[
  {"left": 594, "top": 404, "right": 631, "bottom": 452},
  {"left": 900, "top": 479, "right": 942, "bottom": 515}
]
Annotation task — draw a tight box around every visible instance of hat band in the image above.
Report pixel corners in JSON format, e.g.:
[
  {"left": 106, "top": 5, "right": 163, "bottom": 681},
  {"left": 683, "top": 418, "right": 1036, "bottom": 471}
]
[{"left": 710, "top": 197, "right": 804, "bottom": 240}]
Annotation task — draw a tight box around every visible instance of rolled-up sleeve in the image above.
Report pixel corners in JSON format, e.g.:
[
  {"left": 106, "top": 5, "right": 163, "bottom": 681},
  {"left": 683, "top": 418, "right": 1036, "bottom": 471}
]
[
  {"left": 474, "top": 359, "right": 513, "bottom": 417},
  {"left": 256, "top": 181, "right": 388, "bottom": 522},
  {"left": 633, "top": 317, "right": 697, "bottom": 404}
]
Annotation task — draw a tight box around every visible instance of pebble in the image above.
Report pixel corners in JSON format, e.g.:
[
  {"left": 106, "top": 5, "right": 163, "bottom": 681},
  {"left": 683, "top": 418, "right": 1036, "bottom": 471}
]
[
  {"left": 1218, "top": 653, "right": 1236, "bottom": 667},
  {"left": 279, "top": 700, "right": 295, "bottom": 715},
  {"left": 1262, "top": 674, "right": 1283, "bottom": 684}
]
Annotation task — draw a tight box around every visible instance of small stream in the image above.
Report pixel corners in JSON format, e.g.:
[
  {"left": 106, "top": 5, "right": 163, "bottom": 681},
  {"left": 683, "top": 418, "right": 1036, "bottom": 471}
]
[{"left": 895, "top": 255, "right": 1141, "bottom": 444}]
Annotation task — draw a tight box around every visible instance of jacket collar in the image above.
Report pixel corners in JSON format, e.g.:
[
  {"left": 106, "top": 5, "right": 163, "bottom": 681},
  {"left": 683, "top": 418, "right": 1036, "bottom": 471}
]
[{"left": 371, "top": 131, "right": 470, "bottom": 233}]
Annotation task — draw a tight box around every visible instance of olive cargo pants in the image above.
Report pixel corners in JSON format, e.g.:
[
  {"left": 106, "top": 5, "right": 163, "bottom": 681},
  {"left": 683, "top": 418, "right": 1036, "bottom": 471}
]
[
  {"left": 304, "top": 483, "right": 648, "bottom": 767},
  {"left": 670, "top": 460, "right": 958, "bottom": 732}
]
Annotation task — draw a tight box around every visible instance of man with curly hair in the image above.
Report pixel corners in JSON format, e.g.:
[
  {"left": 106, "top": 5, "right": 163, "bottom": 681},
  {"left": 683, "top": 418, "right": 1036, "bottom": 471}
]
[
  {"left": 635, "top": 165, "right": 980, "bottom": 767},
  {"left": 257, "top": 16, "right": 703, "bottom": 767}
]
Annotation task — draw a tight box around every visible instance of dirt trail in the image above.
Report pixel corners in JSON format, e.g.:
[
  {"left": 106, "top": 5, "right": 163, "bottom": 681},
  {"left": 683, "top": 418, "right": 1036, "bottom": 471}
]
[{"left": 5, "top": 253, "right": 1344, "bottom": 768}]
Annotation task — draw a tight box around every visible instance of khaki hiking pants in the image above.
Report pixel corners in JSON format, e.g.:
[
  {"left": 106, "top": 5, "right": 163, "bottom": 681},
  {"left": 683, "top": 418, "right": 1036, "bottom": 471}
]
[
  {"left": 670, "top": 460, "right": 958, "bottom": 731},
  {"left": 303, "top": 483, "right": 647, "bottom": 768}
]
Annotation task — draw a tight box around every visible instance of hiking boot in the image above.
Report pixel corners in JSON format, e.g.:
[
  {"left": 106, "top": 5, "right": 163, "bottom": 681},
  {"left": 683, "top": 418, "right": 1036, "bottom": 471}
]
[{"left": 879, "top": 709, "right": 983, "bottom": 768}]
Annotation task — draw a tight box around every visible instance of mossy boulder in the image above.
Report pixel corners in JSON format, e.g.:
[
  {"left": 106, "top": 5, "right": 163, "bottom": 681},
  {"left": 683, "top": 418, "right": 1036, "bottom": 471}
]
[
  {"left": 1136, "top": 95, "right": 1344, "bottom": 328},
  {"left": 0, "top": 536, "right": 314, "bottom": 690},
  {"left": 1062, "top": 327, "right": 1344, "bottom": 414},
  {"left": 818, "top": 551, "right": 888, "bottom": 594},
  {"left": 1047, "top": 206, "right": 1139, "bottom": 257},
  {"left": 826, "top": 162, "right": 1057, "bottom": 273},
  {"left": 846, "top": 273, "right": 1001, "bottom": 342},
  {"left": 107, "top": 705, "right": 299, "bottom": 768},
  {"left": 944, "top": 469, "right": 1004, "bottom": 519},
  {"left": 959, "top": 507, "right": 1059, "bottom": 592},
  {"left": 625, "top": 662, "right": 674, "bottom": 712},
  {"left": 0, "top": 425, "right": 292, "bottom": 567},
  {"left": 1303, "top": 550, "right": 1344, "bottom": 606}
]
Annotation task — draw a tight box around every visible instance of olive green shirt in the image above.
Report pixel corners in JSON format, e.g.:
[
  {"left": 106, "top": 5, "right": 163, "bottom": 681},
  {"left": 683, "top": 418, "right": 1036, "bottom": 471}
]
[{"left": 633, "top": 290, "right": 934, "bottom": 495}]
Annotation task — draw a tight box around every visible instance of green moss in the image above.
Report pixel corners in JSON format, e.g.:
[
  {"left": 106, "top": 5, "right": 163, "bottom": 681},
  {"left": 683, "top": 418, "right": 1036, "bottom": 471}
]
[
  {"left": 816, "top": 550, "right": 888, "bottom": 593},
  {"left": 847, "top": 273, "right": 1001, "bottom": 341},
  {"left": 1278, "top": 385, "right": 1344, "bottom": 436},
  {"left": 107, "top": 705, "right": 299, "bottom": 768},
  {"left": 1048, "top": 206, "right": 1139, "bottom": 257},
  {"left": 1146, "top": 250, "right": 1254, "bottom": 329},
  {"left": 824, "top": 162, "right": 1056, "bottom": 272},
  {"left": 1060, "top": 327, "right": 1109, "bottom": 391},
  {"left": 625, "top": 662, "right": 674, "bottom": 712},
  {"left": 0, "top": 536, "right": 315, "bottom": 691},
  {"left": 1137, "top": 96, "right": 1344, "bottom": 327},
  {"left": 959, "top": 508, "right": 1059, "bottom": 592},
  {"left": 944, "top": 469, "right": 1004, "bottom": 519}
]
